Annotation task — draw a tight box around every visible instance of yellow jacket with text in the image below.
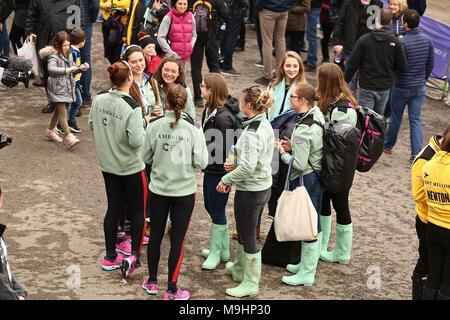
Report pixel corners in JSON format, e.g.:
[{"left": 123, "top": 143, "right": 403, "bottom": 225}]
[
  {"left": 422, "top": 151, "right": 450, "bottom": 230},
  {"left": 100, "top": 0, "right": 131, "bottom": 25},
  {"left": 411, "top": 135, "right": 441, "bottom": 223}
]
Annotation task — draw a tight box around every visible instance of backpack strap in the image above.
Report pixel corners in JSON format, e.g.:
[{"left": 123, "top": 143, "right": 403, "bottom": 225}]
[
  {"left": 121, "top": 96, "right": 141, "bottom": 110},
  {"left": 330, "top": 99, "right": 352, "bottom": 114},
  {"left": 247, "top": 120, "right": 261, "bottom": 132},
  {"left": 296, "top": 113, "right": 323, "bottom": 129}
]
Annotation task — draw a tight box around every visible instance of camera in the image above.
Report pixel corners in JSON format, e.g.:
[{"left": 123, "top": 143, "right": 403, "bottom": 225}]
[
  {"left": 0, "top": 55, "right": 33, "bottom": 88},
  {"left": 0, "top": 134, "right": 13, "bottom": 150}
]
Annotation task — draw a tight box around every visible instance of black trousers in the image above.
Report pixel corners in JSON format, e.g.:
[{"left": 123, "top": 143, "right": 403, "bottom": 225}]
[
  {"left": 234, "top": 188, "right": 271, "bottom": 254},
  {"left": 425, "top": 222, "right": 450, "bottom": 296},
  {"left": 190, "top": 31, "right": 221, "bottom": 101},
  {"left": 146, "top": 191, "right": 195, "bottom": 286},
  {"left": 102, "top": 171, "right": 147, "bottom": 258},
  {"left": 414, "top": 216, "right": 429, "bottom": 275},
  {"left": 321, "top": 190, "right": 352, "bottom": 225},
  {"left": 102, "top": 22, "right": 123, "bottom": 64},
  {"left": 9, "top": 23, "right": 25, "bottom": 55},
  {"left": 285, "top": 30, "right": 305, "bottom": 55},
  {"left": 320, "top": 21, "right": 334, "bottom": 62}
]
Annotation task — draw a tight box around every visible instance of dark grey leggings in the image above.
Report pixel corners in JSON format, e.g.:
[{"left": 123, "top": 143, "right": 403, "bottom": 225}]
[{"left": 234, "top": 188, "right": 271, "bottom": 254}]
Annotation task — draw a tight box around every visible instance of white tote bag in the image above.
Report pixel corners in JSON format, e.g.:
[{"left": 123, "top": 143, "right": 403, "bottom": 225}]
[
  {"left": 274, "top": 159, "right": 318, "bottom": 242},
  {"left": 17, "top": 39, "right": 39, "bottom": 76}
]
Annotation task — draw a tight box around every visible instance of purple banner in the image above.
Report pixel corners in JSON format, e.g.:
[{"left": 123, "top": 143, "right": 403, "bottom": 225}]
[{"left": 419, "top": 15, "right": 450, "bottom": 79}]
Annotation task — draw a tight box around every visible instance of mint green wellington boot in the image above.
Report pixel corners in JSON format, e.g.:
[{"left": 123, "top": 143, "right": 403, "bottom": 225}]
[
  {"left": 201, "top": 225, "right": 230, "bottom": 262},
  {"left": 202, "top": 224, "right": 230, "bottom": 270},
  {"left": 282, "top": 241, "right": 319, "bottom": 286},
  {"left": 320, "top": 223, "right": 353, "bottom": 264},
  {"left": 225, "top": 244, "right": 245, "bottom": 282},
  {"left": 226, "top": 251, "right": 262, "bottom": 298},
  {"left": 319, "top": 215, "right": 332, "bottom": 257}
]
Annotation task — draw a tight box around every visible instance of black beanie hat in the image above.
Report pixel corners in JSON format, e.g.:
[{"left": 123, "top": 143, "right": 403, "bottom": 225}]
[{"left": 138, "top": 32, "right": 155, "bottom": 49}]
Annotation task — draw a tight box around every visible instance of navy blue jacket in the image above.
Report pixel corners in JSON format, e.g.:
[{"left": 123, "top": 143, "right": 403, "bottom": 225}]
[
  {"left": 394, "top": 28, "right": 434, "bottom": 89},
  {"left": 257, "top": 0, "right": 294, "bottom": 12}
]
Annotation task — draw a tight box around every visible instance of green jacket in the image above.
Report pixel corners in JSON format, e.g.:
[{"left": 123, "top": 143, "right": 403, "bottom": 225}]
[
  {"left": 89, "top": 90, "right": 145, "bottom": 176},
  {"left": 142, "top": 112, "right": 208, "bottom": 197},
  {"left": 146, "top": 82, "right": 196, "bottom": 121},
  {"left": 281, "top": 106, "right": 325, "bottom": 179},
  {"left": 221, "top": 113, "right": 275, "bottom": 192},
  {"left": 327, "top": 99, "right": 358, "bottom": 127}
]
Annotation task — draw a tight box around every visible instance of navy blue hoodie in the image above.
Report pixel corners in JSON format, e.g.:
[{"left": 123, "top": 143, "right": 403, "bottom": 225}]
[{"left": 257, "top": 0, "right": 294, "bottom": 12}]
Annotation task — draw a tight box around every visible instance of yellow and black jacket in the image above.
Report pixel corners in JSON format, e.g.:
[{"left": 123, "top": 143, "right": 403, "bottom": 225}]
[
  {"left": 412, "top": 135, "right": 441, "bottom": 223},
  {"left": 422, "top": 151, "right": 450, "bottom": 230}
]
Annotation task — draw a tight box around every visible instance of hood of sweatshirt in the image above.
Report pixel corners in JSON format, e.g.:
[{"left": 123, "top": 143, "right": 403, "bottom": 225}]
[
  {"left": 371, "top": 27, "right": 395, "bottom": 42},
  {"left": 223, "top": 95, "right": 240, "bottom": 114},
  {"left": 39, "top": 46, "right": 59, "bottom": 60}
]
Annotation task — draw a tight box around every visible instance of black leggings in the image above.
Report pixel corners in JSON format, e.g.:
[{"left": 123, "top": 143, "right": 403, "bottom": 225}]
[
  {"left": 425, "top": 222, "right": 450, "bottom": 296},
  {"left": 321, "top": 190, "right": 352, "bottom": 225},
  {"left": 9, "top": 23, "right": 25, "bottom": 55},
  {"left": 146, "top": 191, "right": 195, "bottom": 287},
  {"left": 102, "top": 171, "right": 147, "bottom": 259},
  {"left": 414, "top": 216, "right": 429, "bottom": 275},
  {"left": 234, "top": 188, "right": 271, "bottom": 254}
]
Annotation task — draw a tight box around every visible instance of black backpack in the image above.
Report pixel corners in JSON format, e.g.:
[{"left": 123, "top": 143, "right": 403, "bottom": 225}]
[
  {"left": 192, "top": 0, "right": 215, "bottom": 32},
  {"left": 301, "top": 112, "right": 361, "bottom": 194},
  {"left": 355, "top": 106, "right": 387, "bottom": 172}
]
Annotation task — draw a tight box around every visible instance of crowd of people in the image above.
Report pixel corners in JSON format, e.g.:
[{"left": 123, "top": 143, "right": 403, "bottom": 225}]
[{"left": 1, "top": 0, "right": 449, "bottom": 302}]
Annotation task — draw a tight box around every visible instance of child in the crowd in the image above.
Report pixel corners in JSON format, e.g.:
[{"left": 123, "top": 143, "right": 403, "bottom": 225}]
[
  {"left": 138, "top": 32, "right": 161, "bottom": 77},
  {"left": 142, "top": 83, "right": 208, "bottom": 300},
  {"left": 68, "top": 28, "right": 90, "bottom": 134},
  {"left": 39, "top": 31, "right": 81, "bottom": 149},
  {"left": 0, "top": 186, "right": 27, "bottom": 300},
  {"left": 89, "top": 61, "right": 147, "bottom": 278},
  {"left": 217, "top": 86, "right": 275, "bottom": 298},
  {"left": 157, "top": 0, "right": 197, "bottom": 63},
  {"left": 278, "top": 83, "right": 325, "bottom": 286}
]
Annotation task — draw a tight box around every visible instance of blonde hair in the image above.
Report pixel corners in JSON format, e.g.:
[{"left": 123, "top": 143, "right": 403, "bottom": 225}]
[
  {"left": 272, "top": 51, "right": 306, "bottom": 87},
  {"left": 389, "top": 0, "right": 408, "bottom": 14},
  {"left": 241, "top": 86, "right": 273, "bottom": 114}
]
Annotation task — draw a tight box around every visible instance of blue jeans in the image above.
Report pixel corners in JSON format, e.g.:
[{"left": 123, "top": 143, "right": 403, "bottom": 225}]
[
  {"left": 80, "top": 23, "right": 93, "bottom": 102},
  {"left": 384, "top": 86, "right": 426, "bottom": 156},
  {"left": 0, "top": 23, "right": 9, "bottom": 56},
  {"left": 69, "top": 83, "right": 83, "bottom": 124},
  {"left": 222, "top": 6, "right": 245, "bottom": 70},
  {"left": 306, "top": 8, "right": 321, "bottom": 67},
  {"left": 290, "top": 171, "right": 324, "bottom": 236},
  {"left": 358, "top": 88, "right": 391, "bottom": 115},
  {"left": 203, "top": 173, "right": 230, "bottom": 225}
]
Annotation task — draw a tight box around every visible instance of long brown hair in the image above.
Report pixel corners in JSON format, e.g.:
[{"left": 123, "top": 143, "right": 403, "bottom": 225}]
[
  {"left": 122, "top": 45, "right": 145, "bottom": 114},
  {"left": 271, "top": 51, "right": 306, "bottom": 87},
  {"left": 203, "top": 73, "right": 228, "bottom": 113},
  {"left": 165, "top": 83, "right": 188, "bottom": 128},
  {"left": 316, "top": 63, "right": 358, "bottom": 114},
  {"left": 152, "top": 56, "right": 186, "bottom": 88},
  {"left": 441, "top": 124, "right": 450, "bottom": 152},
  {"left": 241, "top": 86, "right": 273, "bottom": 114}
]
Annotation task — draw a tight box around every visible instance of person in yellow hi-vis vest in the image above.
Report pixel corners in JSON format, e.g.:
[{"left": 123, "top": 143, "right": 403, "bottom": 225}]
[
  {"left": 100, "top": 0, "right": 131, "bottom": 63},
  {"left": 421, "top": 126, "right": 450, "bottom": 300}
]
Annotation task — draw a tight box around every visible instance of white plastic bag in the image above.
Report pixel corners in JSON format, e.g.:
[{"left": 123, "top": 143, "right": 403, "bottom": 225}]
[{"left": 17, "top": 40, "right": 39, "bottom": 76}]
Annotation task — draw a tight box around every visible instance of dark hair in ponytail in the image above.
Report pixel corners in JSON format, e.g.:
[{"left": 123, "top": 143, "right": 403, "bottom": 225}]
[{"left": 165, "top": 84, "right": 187, "bottom": 129}]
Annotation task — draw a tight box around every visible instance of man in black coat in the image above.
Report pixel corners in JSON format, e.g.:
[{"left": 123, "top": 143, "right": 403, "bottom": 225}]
[{"left": 344, "top": 8, "right": 406, "bottom": 115}]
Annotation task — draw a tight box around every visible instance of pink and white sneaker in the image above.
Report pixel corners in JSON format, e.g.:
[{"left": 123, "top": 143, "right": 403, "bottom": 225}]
[
  {"left": 121, "top": 255, "right": 140, "bottom": 278},
  {"left": 142, "top": 236, "right": 149, "bottom": 245},
  {"left": 116, "top": 240, "right": 131, "bottom": 256},
  {"left": 163, "top": 287, "right": 190, "bottom": 300},
  {"left": 142, "top": 279, "right": 159, "bottom": 295},
  {"left": 101, "top": 254, "right": 124, "bottom": 271}
]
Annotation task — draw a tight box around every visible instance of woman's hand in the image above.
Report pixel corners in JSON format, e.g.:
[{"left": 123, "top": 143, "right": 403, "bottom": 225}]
[
  {"left": 280, "top": 137, "right": 292, "bottom": 152},
  {"left": 153, "top": 105, "right": 163, "bottom": 116},
  {"left": 80, "top": 62, "right": 90, "bottom": 71},
  {"left": 67, "top": 66, "right": 78, "bottom": 74},
  {"left": 153, "top": 0, "right": 163, "bottom": 10},
  {"left": 224, "top": 160, "right": 234, "bottom": 172},
  {"left": 216, "top": 181, "right": 231, "bottom": 193}
]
